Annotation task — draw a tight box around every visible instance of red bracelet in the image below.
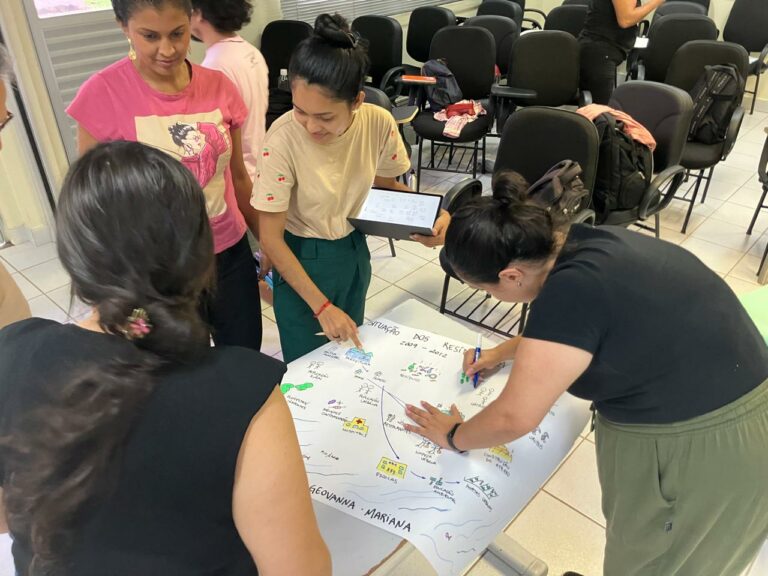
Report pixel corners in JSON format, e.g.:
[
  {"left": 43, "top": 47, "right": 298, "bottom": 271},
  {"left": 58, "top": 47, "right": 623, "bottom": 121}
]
[{"left": 313, "top": 300, "right": 332, "bottom": 318}]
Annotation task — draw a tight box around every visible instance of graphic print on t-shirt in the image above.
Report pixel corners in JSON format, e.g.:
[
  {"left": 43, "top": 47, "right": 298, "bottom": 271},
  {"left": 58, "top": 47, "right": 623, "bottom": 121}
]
[{"left": 135, "top": 110, "right": 232, "bottom": 218}]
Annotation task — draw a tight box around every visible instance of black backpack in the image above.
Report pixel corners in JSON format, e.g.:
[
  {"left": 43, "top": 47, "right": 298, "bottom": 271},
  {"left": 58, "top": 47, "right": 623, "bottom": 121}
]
[
  {"left": 525, "top": 160, "right": 590, "bottom": 220},
  {"left": 591, "top": 113, "right": 654, "bottom": 223},
  {"left": 687, "top": 64, "right": 744, "bottom": 145},
  {"left": 421, "top": 59, "right": 463, "bottom": 111}
]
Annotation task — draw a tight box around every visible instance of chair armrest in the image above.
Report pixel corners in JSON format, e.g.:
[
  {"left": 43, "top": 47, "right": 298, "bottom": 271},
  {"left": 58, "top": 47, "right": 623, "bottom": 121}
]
[
  {"left": 522, "top": 17, "right": 544, "bottom": 30},
  {"left": 636, "top": 62, "right": 646, "bottom": 81},
  {"left": 491, "top": 84, "right": 538, "bottom": 100},
  {"left": 572, "top": 209, "right": 596, "bottom": 225},
  {"left": 391, "top": 105, "right": 419, "bottom": 125},
  {"left": 639, "top": 165, "right": 687, "bottom": 219},
  {"left": 381, "top": 65, "right": 406, "bottom": 89},
  {"left": 442, "top": 178, "right": 483, "bottom": 213},
  {"left": 722, "top": 106, "right": 745, "bottom": 160},
  {"left": 578, "top": 90, "right": 593, "bottom": 107},
  {"left": 756, "top": 42, "right": 768, "bottom": 75}
]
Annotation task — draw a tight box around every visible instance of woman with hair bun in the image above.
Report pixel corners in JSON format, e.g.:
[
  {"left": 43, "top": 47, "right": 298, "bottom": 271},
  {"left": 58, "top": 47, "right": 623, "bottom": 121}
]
[
  {"left": 404, "top": 175, "right": 768, "bottom": 576},
  {"left": 0, "top": 141, "right": 331, "bottom": 576},
  {"left": 190, "top": 0, "right": 268, "bottom": 182},
  {"left": 253, "top": 13, "right": 451, "bottom": 362}
]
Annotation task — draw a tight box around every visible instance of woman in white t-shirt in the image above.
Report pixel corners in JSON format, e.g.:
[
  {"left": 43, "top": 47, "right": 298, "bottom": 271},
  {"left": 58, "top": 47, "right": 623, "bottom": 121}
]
[
  {"left": 190, "top": 0, "right": 268, "bottom": 181},
  {"left": 252, "top": 14, "right": 450, "bottom": 362}
]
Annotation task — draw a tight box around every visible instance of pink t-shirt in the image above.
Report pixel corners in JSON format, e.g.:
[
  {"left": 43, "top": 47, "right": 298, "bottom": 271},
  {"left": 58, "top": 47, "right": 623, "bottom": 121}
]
[{"left": 67, "top": 58, "right": 248, "bottom": 254}]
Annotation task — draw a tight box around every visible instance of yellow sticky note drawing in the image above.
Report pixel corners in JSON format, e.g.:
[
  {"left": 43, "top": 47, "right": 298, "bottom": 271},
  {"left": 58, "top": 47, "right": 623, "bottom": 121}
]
[
  {"left": 377, "top": 457, "right": 408, "bottom": 480},
  {"left": 343, "top": 417, "right": 369, "bottom": 436},
  {"left": 489, "top": 445, "right": 512, "bottom": 462}
]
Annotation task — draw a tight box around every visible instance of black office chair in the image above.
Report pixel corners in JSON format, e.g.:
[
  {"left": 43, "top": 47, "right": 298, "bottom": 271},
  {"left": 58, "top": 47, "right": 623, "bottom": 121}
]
[
  {"left": 513, "top": 0, "right": 548, "bottom": 30},
  {"left": 405, "top": 7, "right": 456, "bottom": 71},
  {"left": 352, "top": 16, "right": 403, "bottom": 99},
  {"left": 477, "top": 0, "right": 523, "bottom": 31},
  {"left": 599, "top": 82, "right": 694, "bottom": 237},
  {"left": 723, "top": 0, "right": 768, "bottom": 115},
  {"left": 562, "top": 0, "right": 591, "bottom": 5},
  {"left": 649, "top": 1, "right": 708, "bottom": 27},
  {"left": 411, "top": 26, "right": 496, "bottom": 190},
  {"left": 493, "top": 31, "right": 589, "bottom": 133},
  {"left": 544, "top": 5, "right": 589, "bottom": 38},
  {"left": 629, "top": 14, "right": 718, "bottom": 81},
  {"left": 464, "top": 15, "right": 519, "bottom": 77},
  {"left": 665, "top": 40, "right": 749, "bottom": 232},
  {"left": 437, "top": 107, "right": 600, "bottom": 336},
  {"left": 668, "top": 0, "right": 710, "bottom": 10},
  {"left": 748, "top": 131, "right": 768, "bottom": 280},
  {"left": 261, "top": 20, "right": 313, "bottom": 128}
]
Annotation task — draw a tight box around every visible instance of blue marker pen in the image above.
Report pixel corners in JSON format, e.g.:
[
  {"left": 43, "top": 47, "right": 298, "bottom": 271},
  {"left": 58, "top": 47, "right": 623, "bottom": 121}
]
[{"left": 472, "top": 333, "right": 482, "bottom": 388}]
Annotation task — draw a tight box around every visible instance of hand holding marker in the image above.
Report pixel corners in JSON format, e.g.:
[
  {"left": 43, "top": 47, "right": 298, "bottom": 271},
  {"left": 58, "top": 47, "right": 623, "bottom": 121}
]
[{"left": 472, "top": 333, "right": 482, "bottom": 388}]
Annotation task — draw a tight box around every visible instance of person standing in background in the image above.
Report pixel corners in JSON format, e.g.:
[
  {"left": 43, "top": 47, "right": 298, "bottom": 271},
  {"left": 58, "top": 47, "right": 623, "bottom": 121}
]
[
  {"left": 67, "top": 0, "right": 264, "bottom": 351},
  {"left": 579, "top": 0, "right": 666, "bottom": 104},
  {"left": 190, "top": 0, "right": 269, "bottom": 182},
  {"left": 0, "top": 43, "right": 31, "bottom": 329}
]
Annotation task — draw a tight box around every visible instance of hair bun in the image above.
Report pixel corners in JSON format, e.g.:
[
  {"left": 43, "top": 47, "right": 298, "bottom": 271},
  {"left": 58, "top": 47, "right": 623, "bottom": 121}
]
[
  {"left": 314, "top": 13, "right": 357, "bottom": 48},
  {"left": 491, "top": 169, "right": 529, "bottom": 207}
]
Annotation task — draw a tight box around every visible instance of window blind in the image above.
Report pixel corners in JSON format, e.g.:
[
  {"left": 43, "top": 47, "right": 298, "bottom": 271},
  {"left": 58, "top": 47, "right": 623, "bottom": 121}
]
[{"left": 280, "top": 0, "right": 449, "bottom": 23}]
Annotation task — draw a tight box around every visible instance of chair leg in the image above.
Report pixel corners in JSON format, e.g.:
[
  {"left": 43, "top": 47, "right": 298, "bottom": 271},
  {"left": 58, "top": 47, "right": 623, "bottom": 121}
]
[
  {"left": 700, "top": 166, "right": 714, "bottom": 204},
  {"left": 751, "top": 74, "right": 760, "bottom": 115},
  {"left": 430, "top": 139, "right": 435, "bottom": 168},
  {"left": 416, "top": 137, "right": 424, "bottom": 193},
  {"left": 681, "top": 172, "right": 703, "bottom": 233},
  {"left": 518, "top": 302, "right": 529, "bottom": 334},
  {"left": 449, "top": 142, "right": 455, "bottom": 165},
  {"left": 747, "top": 186, "right": 768, "bottom": 235},
  {"left": 655, "top": 213, "right": 661, "bottom": 239},
  {"left": 439, "top": 274, "right": 451, "bottom": 314},
  {"left": 388, "top": 238, "right": 396, "bottom": 258},
  {"left": 481, "top": 137, "right": 487, "bottom": 174},
  {"left": 472, "top": 141, "right": 478, "bottom": 179}
]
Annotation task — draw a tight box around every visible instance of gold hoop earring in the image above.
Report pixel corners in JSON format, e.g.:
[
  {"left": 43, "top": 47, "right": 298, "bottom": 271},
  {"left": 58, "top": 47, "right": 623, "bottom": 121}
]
[{"left": 128, "top": 39, "right": 137, "bottom": 61}]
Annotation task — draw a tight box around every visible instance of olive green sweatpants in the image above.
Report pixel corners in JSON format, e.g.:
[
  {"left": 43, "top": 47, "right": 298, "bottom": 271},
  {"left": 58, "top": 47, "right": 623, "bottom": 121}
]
[
  {"left": 596, "top": 378, "right": 768, "bottom": 576},
  {"left": 273, "top": 230, "right": 371, "bottom": 363}
]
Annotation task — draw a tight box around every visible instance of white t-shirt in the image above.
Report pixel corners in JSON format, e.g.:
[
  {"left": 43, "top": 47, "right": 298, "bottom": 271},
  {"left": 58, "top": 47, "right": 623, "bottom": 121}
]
[{"left": 202, "top": 36, "right": 269, "bottom": 181}]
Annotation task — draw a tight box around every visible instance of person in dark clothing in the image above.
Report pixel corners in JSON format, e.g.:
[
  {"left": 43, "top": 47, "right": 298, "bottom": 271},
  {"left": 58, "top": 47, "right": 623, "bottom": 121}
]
[
  {"left": 0, "top": 142, "right": 331, "bottom": 576},
  {"left": 404, "top": 177, "right": 768, "bottom": 575},
  {"left": 579, "top": 0, "right": 667, "bottom": 103}
]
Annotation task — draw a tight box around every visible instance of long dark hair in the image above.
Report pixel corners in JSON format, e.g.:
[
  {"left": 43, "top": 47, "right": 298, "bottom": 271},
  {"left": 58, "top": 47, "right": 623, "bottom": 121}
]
[
  {"left": 112, "top": 0, "right": 192, "bottom": 24},
  {"left": 445, "top": 170, "right": 561, "bottom": 284},
  {"left": 289, "top": 13, "right": 370, "bottom": 103},
  {"left": 0, "top": 141, "right": 214, "bottom": 574}
]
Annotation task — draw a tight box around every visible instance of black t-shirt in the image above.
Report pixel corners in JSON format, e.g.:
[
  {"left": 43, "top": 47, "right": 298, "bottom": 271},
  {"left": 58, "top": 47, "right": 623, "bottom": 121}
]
[
  {"left": 580, "top": 0, "right": 638, "bottom": 54},
  {"left": 524, "top": 225, "right": 768, "bottom": 424},
  {"left": 0, "top": 318, "right": 286, "bottom": 576}
]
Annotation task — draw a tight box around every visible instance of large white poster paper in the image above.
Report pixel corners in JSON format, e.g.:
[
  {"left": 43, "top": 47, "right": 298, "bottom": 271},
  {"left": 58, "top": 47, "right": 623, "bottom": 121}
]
[{"left": 283, "top": 317, "right": 590, "bottom": 575}]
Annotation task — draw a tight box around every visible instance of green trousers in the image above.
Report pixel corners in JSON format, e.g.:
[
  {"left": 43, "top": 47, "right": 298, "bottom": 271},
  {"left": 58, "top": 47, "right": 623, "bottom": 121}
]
[
  {"left": 273, "top": 230, "right": 371, "bottom": 363},
  {"left": 596, "top": 378, "right": 768, "bottom": 576}
]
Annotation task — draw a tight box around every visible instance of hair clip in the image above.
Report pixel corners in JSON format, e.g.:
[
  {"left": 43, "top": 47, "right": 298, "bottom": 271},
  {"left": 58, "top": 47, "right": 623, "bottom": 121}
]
[
  {"left": 346, "top": 32, "right": 359, "bottom": 48},
  {"left": 122, "top": 308, "right": 152, "bottom": 340}
]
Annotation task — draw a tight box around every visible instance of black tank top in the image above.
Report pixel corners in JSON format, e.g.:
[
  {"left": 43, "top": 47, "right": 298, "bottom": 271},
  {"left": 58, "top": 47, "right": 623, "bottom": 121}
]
[
  {"left": 0, "top": 319, "right": 286, "bottom": 575},
  {"left": 580, "top": 0, "right": 639, "bottom": 54}
]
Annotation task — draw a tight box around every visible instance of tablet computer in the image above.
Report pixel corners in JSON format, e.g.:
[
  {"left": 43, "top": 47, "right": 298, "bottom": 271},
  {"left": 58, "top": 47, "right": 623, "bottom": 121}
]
[{"left": 348, "top": 188, "right": 443, "bottom": 241}]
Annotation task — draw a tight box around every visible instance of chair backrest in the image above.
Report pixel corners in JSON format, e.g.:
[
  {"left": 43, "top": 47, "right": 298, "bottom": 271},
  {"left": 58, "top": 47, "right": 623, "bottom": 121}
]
[
  {"left": 665, "top": 40, "right": 749, "bottom": 96},
  {"left": 723, "top": 0, "right": 768, "bottom": 53},
  {"left": 562, "top": 0, "right": 591, "bottom": 5},
  {"left": 494, "top": 107, "right": 600, "bottom": 192},
  {"left": 507, "top": 30, "right": 580, "bottom": 106},
  {"left": 407, "top": 6, "right": 456, "bottom": 64},
  {"left": 544, "top": 5, "right": 589, "bottom": 38},
  {"left": 352, "top": 16, "right": 403, "bottom": 88},
  {"left": 643, "top": 14, "right": 718, "bottom": 82},
  {"left": 651, "top": 1, "right": 708, "bottom": 27},
  {"left": 478, "top": 0, "right": 523, "bottom": 30},
  {"left": 260, "top": 20, "right": 313, "bottom": 88},
  {"left": 429, "top": 26, "right": 497, "bottom": 100},
  {"left": 464, "top": 15, "right": 519, "bottom": 75},
  {"left": 668, "top": 0, "right": 710, "bottom": 10},
  {"left": 609, "top": 81, "right": 694, "bottom": 171},
  {"left": 363, "top": 86, "right": 392, "bottom": 112}
]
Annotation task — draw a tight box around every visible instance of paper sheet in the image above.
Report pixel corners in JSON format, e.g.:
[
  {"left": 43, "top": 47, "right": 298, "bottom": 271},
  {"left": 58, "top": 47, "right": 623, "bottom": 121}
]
[
  {"left": 356, "top": 188, "right": 441, "bottom": 228},
  {"left": 284, "top": 318, "right": 591, "bottom": 575}
]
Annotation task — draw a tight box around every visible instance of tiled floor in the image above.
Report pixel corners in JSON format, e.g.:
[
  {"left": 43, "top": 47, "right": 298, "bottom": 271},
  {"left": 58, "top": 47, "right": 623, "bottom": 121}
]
[{"left": 2, "top": 106, "right": 768, "bottom": 576}]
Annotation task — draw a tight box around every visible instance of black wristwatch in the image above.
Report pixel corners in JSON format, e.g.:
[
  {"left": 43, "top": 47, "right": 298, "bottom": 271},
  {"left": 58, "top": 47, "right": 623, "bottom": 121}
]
[{"left": 446, "top": 422, "right": 466, "bottom": 453}]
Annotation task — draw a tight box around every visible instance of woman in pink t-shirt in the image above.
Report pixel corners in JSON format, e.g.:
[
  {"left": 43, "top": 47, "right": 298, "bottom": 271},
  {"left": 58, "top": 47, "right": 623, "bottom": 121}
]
[{"left": 67, "top": 0, "right": 263, "bottom": 353}]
